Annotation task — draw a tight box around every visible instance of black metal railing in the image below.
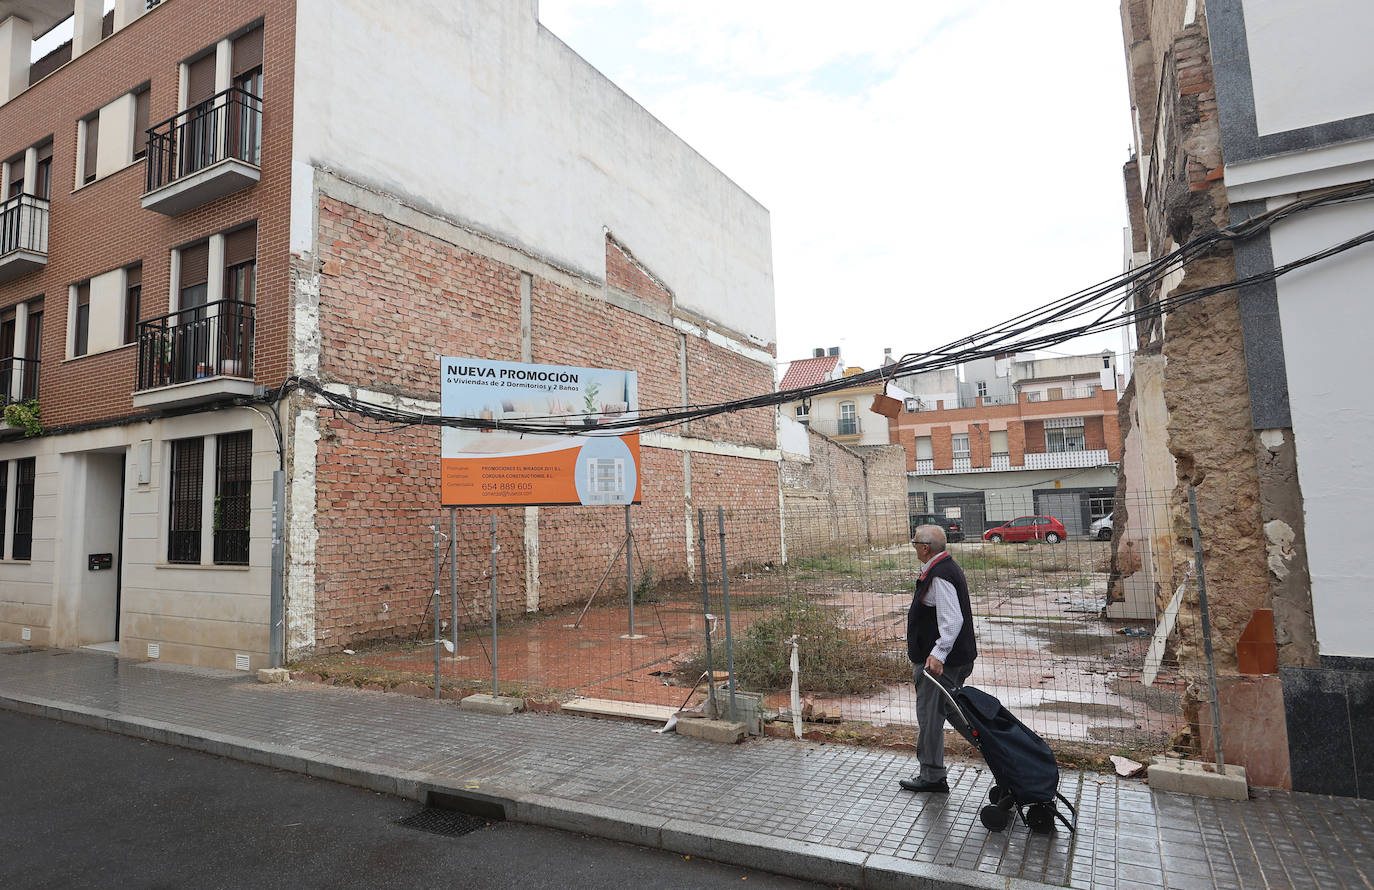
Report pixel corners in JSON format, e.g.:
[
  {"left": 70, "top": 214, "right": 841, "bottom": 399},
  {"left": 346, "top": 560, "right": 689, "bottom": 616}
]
[
  {"left": 145, "top": 87, "right": 262, "bottom": 193},
  {"left": 136, "top": 300, "right": 254, "bottom": 391},
  {"left": 0, "top": 356, "right": 39, "bottom": 405},
  {"left": 0, "top": 194, "right": 50, "bottom": 257}
]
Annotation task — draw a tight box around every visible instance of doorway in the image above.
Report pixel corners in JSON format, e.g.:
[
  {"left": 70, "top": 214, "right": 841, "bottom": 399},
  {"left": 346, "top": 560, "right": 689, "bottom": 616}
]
[{"left": 74, "top": 450, "right": 125, "bottom": 648}]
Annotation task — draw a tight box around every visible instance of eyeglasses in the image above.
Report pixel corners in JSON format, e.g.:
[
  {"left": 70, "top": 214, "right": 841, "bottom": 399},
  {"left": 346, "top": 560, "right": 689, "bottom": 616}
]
[{"left": 913, "top": 540, "right": 930, "bottom": 549}]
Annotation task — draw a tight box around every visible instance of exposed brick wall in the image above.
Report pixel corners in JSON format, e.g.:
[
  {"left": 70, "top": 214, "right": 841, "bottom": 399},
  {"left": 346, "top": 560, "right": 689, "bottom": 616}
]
[
  {"left": 0, "top": 0, "right": 297, "bottom": 427},
  {"left": 1007, "top": 420, "right": 1026, "bottom": 466},
  {"left": 969, "top": 422, "right": 991, "bottom": 468},
  {"left": 781, "top": 431, "right": 906, "bottom": 554},
  {"left": 1085, "top": 415, "right": 1107, "bottom": 451},
  {"left": 1023, "top": 420, "right": 1046, "bottom": 454},
  {"left": 307, "top": 196, "right": 781, "bottom": 650}
]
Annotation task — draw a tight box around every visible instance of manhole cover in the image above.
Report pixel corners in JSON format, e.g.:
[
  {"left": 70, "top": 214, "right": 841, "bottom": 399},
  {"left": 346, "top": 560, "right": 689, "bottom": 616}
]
[{"left": 396, "top": 807, "right": 491, "bottom": 837}]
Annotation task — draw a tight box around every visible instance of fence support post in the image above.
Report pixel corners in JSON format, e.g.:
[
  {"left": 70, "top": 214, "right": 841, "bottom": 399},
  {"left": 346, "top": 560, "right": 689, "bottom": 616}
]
[
  {"left": 433, "top": 514, "right": 441, "bottom": 699},
  {"left": 621, "top": 504, "right": 643, "bottom": 639},
  {"left": 491, "top": 514, "right": 500, "bottom": 697},
  {"left": 697, "top": 509, "right": 717, "bottom": 716},
  {"left": 717, "top": 506, "right": 737, "bottom": 722},
  {"left": 1187, "top": 484, "right": 1226, "bottom": 775}
]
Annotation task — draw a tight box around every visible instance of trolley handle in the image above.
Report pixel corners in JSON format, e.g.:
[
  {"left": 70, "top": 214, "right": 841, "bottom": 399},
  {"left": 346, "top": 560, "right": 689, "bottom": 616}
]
[{"left": 922, "top": 668, "right": 975, "bottom": 738}]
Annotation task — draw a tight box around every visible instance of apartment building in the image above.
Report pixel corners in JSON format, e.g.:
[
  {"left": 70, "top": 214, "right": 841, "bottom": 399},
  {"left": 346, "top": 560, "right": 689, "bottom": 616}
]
[
  {"left": 778, "top": 347, "right": 891, "bottom": 447},
  {"left": 0, "top": 0, "right": 779, "bottom": 671},
  {"left": 890, "top": 351, "right": 1122, "bottom": 536}
]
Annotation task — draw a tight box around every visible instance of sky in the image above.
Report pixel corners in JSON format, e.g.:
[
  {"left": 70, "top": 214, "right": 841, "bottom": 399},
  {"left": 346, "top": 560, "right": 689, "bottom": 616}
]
[{"left": 538, "top": 1, "right": 1136, "bottom": 375}]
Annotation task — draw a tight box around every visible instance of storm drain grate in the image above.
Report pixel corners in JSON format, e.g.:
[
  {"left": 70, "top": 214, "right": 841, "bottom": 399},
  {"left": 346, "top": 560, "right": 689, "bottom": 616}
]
[{"left": 396, "top": 807, "right": 491, "bottom": 837}]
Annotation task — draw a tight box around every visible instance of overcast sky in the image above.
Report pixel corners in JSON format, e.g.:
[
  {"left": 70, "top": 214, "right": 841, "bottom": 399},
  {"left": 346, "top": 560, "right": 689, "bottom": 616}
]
[{"left": 539, "top": 1, "right": 1135, "bottom": 374}]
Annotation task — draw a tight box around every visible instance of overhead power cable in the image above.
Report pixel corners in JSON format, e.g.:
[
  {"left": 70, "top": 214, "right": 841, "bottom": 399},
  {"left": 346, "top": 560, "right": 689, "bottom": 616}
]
[{"left": 256, "top": 181, "right": 1374, "bottom": 435}]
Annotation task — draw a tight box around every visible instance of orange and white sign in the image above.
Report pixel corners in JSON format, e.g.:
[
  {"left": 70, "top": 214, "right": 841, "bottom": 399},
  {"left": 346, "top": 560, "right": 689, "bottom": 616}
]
[{"left": 440, "top": 357, "right": 641, "bottom": 507}]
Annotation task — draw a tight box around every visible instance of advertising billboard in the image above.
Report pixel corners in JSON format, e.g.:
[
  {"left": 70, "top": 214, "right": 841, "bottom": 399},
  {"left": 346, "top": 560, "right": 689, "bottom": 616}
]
[{"left": 440, "top": 357, "right": 642, "bottom": 507}]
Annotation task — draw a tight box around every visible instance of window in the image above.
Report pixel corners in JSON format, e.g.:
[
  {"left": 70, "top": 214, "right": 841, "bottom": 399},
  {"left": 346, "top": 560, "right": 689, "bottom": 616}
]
[
  {"left": 0, "top": 461, "right": 7, "bottom": 552},
  {"left": 915, "top": 436, "right": 933, "bottom": 460},
  {"left": 1045, "top": 425, "right": 1086, "bottom": 453},
  {"left": 168, "top": 438, "right": 203, "bottom": 564},
  {"left": 133, "top": 88, "right": 151, "bottom": 161},
  {"left": 838, "top": 401, "right": 857, "bottom": 436},
  {"left": 34, "top": 142, "right": 52, "bottom": 199},
  {"left": 179, "top": 241, "right": 209, "bottom": 309},
  {"left": 951, "top": 433, "right": 970, "bottom": 460},
  {"left": 123, "top": 265, "right": 142, "bottom": 346},
  {"left": 1027, "top": 391, "right": 1043, "bottom": 402},
  {"left": 80, "top": 114, "right": 99, "bottom": 185},
  {"left": 24, "top": 298, "right": 41, "bottom": 363},
  {"left": 231, "top": 27, "right": 264, "bottom": 164},
  {"left": 12, "top": 457, "right": 35, "bottom": 560},
  {"left": 213, "top": 431, "right": 252, "bottom": 565},
  {"left": 990, "top": 429, "right": 1008, "bottom": 457},
  {"left": 976, "top": 381, "right": 988, "bottom": 398},
  {"left": 73, "top": 282, "right": 91, "bottom": 357},
  {"left": 794, "top": 404, "right": 809, "bottom": 421}
]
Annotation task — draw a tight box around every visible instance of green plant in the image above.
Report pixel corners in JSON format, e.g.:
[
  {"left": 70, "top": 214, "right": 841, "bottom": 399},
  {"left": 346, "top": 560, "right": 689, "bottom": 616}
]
[
  {"left": 582, "top": 382, "right": 601, "bottom": 414},
  {"left": 790, "top": 553, "right": 858, "bottom": 575},
  {"left": 2, "top": 400, "right": 42, "bottom": 437},
  {"left": 675, "top": 597, "right": 906, "bottom": 695}
]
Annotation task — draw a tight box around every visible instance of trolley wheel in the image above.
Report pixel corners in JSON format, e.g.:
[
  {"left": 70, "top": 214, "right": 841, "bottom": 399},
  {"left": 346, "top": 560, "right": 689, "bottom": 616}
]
[
  {"left": 988, "top": 785, "right": 1004, "bottom": 805},
  {"left": 1024, "top": 803, "right": 1056, "bottom": 834},
  {"left": 980, "top": 805, "right": 1011, "bottom": 832}
]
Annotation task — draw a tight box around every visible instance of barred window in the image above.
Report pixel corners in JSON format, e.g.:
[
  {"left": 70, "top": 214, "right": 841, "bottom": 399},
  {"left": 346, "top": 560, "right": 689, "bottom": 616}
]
[
  {"left": 12, "top": 457, "right": 35, "bottom": 560},
  {"left": 168, "top": 438, "right": 203, "bottom": 563},
  {"left": 213, "top": 431, "right": 252, "bottom": 565}
]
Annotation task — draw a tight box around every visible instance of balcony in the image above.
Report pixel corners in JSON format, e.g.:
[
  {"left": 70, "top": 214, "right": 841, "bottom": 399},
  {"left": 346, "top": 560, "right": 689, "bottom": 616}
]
[
  {"left": 0, "top": 194, "right": 49, "bottom": 282},
  {"left": 132, "top": 300, "right": 255, "bottom": 410},
  {"left": 0, "top": 356, "right": 39, "bottom": 406},
  {"left": 808, "top": 417, "right": 862, "bottom": 439},
  {"left": 142, "top": 87, "right": 262, "bottom": 216},
  {"left": 1024, "top": 448, "right": 1110, "bottom": 470}
]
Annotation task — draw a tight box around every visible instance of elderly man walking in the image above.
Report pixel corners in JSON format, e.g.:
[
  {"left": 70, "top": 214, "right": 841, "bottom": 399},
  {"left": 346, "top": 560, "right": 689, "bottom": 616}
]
[{"left": 899, "top": 524, "right": 977, "bottom": 793}]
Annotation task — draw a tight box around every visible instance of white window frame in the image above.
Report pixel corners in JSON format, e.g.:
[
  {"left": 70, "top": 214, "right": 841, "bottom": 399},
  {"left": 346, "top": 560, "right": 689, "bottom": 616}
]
[{"left": 951, "top": 433, "right": 970, "bottom": 460}]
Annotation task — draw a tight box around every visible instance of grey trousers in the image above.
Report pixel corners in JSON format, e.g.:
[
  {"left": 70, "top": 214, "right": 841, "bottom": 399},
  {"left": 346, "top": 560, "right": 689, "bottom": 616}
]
[{"left": 913, "top": 661, "right": 974, "bottom": 782}]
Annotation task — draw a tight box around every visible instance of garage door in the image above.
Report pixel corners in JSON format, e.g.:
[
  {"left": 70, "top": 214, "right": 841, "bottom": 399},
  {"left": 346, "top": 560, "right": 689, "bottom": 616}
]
[
  {"left": 933, "top": 493, "right": 988, "bottom": 535},
  {"left": 1035, "top": 492, "right": 1083, "bottom": 536}
]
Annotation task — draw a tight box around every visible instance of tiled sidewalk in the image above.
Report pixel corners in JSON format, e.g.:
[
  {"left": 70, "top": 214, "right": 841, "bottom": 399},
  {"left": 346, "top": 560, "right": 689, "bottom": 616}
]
[{"left": 1, "top": 645, "right": 1370, "bottom": 889}]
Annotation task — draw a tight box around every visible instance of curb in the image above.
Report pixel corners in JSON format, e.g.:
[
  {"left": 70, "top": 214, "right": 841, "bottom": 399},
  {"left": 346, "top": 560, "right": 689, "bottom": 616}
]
[{"left": 0, "top": 691, "right": 1062, "bottom": 890}]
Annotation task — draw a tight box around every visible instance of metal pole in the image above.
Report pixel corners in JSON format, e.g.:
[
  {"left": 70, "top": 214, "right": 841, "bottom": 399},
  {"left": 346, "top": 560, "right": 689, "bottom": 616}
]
[
  {"left": 717, "top": 506, "right": 737, "bottom": 722},
  {"left": 1187, "top": 484, "right": 1226, "bottom": 775},
  {"left": 490, "top": 514, "right": 499, "bottom": 697},
  {"left": 269, "top": 470, "right": 285, "bottom": 669},
  {"left": 449, "top": 507, "right": 457, "bottom": 677},
  {"left": 433, "top": 514, "right": 441, "bottom": 699},
  {"left": 625, "top": 504, "right": 636, "bottom": 637},
  {"left": 697, "top": 509, "right": 717, "bottom": 716}
]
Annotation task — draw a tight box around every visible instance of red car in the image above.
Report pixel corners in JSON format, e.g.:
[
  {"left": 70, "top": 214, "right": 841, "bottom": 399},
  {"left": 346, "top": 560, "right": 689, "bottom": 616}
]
[{"left": 983, "top": 515, "right": 1066, "bottom": 544}]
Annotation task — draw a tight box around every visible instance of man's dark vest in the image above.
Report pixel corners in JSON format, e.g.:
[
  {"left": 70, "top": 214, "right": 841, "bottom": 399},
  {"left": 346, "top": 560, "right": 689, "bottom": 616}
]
[{"left": 907, "top": 553, "right": 977, "bottom": 667}]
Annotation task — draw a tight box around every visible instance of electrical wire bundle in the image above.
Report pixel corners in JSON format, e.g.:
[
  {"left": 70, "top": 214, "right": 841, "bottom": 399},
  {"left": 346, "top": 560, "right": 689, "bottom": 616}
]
[{"left": 260, "top": 181, "right": 1374, "bottom": 436}]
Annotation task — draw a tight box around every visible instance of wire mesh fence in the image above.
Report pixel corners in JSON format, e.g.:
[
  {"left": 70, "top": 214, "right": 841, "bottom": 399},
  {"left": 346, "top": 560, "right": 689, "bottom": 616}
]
[{"left": 304, "top": 486, "right": 1227, "bottom": 765}]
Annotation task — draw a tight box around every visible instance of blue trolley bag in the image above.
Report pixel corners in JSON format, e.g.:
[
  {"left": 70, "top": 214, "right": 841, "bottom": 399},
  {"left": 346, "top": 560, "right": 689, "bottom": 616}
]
[{"left": 923, "top": 669, "right": 1077, "bottom": 834}]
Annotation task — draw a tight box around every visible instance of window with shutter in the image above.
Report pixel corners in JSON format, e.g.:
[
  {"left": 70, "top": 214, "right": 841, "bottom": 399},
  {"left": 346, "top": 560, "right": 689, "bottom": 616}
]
[{"left": 82, "top": 116, "right": 99, "bottom": 184}]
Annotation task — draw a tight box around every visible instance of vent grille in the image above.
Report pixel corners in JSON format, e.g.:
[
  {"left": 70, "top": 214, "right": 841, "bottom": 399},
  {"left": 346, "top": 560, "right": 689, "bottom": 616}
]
[
  {"left": 147, "top": 643, "right": 160, "bottom": 659},
  {"left": 21, "top": 627, "right": 31, "bottom": 641},
  {"left": 396, "top": 808, "right": 490, "bottom": 838},
  {"left": 235, "top": 653, "right": 250, "bottom": 671}
]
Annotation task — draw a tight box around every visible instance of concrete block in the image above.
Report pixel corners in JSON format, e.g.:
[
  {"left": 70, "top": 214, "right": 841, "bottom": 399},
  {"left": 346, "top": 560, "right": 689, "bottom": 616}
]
[
  {"left": 257, "top": 668, "right": 290, "bottom": 684},
  {"left": 1148, "top": 756, "right": 1248, "bottom": 800},
  {"left": 676, "top": 717, "right": 747, "bottom": 744},
  {"left": 459, "top": 693, "right": 526, "bottom": 715}
]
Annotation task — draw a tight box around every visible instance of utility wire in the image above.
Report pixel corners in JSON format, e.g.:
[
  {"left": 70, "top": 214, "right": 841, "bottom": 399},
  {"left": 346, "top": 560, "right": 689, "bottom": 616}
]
[{"left": 256, "top": 181, "right": 1374, "bottom": 435}]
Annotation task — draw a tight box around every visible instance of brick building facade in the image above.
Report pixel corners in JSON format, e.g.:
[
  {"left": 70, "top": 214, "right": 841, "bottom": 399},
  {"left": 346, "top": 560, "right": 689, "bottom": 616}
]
[{"left": 0, "top": 0, "right": 781, "bottom": 670}]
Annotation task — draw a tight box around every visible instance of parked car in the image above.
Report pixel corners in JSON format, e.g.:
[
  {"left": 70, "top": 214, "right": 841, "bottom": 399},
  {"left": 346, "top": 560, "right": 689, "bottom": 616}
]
[
  {"left": 1089, "top": 512, "right": 1113, "bottom": 541},
  {"left": 983, "top": 515, "right": 1066, "bottom": 544},
  {"left": 910, "top": 513, "right": 964, "bottom": 543}
]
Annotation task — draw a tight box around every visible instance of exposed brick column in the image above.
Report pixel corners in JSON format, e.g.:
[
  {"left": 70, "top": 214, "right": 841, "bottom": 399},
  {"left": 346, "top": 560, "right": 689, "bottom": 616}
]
[
  {"left": 1084, "top": 416, "right": 1107, "bottom": 451},
  {"left": 1006, "top": 420, "right": 1026, "bottom": 467},
  {"left": 969, "top": 422, "right": 991, "bottom": 468},
  {"left": 931, "top": 425, "right": 953, "bottom": 471},
  {"left": 1023, "top": 420, "right": 1046, "bottom": 454}
]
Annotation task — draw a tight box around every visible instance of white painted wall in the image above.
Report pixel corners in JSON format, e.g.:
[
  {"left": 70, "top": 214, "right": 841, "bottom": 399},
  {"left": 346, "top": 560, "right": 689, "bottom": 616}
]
[
  {"left": 1268, "top": 198, "right": 1374, "bottom": 658},
  {"left": 1243, "top": 0, "right": 1374, "bottom": 136},
  {"left": 291, "top": 0, "right": 775, "bottom": 346},
  {"left": 778, "top": 413, "right": 810, "bottom": 459}
]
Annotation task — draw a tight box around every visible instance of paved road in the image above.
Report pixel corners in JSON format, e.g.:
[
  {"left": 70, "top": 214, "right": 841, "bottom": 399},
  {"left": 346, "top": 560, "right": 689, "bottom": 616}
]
[{"left": 0, "top": 709, "right": 841, "bottom": 890}]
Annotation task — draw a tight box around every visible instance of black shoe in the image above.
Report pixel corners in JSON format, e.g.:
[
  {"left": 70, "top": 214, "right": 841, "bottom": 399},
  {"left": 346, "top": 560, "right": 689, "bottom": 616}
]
[{"left": 899, "top": 777, "right": 949, "bottom": 793}]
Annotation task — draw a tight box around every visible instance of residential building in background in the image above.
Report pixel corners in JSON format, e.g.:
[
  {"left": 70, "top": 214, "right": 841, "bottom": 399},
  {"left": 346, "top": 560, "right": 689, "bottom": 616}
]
[
  {"left": 1116, "top": 0, "right": 1372, "bottom": 798},
  {"left": 890, "top": 351, "right": 1122, "bottom": 536},
  {"left": 0, "top": 0, "right": 778, "bottom": 670},
  {"left": 778, "top": 347, "right": 891, "bottom": 447}
]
